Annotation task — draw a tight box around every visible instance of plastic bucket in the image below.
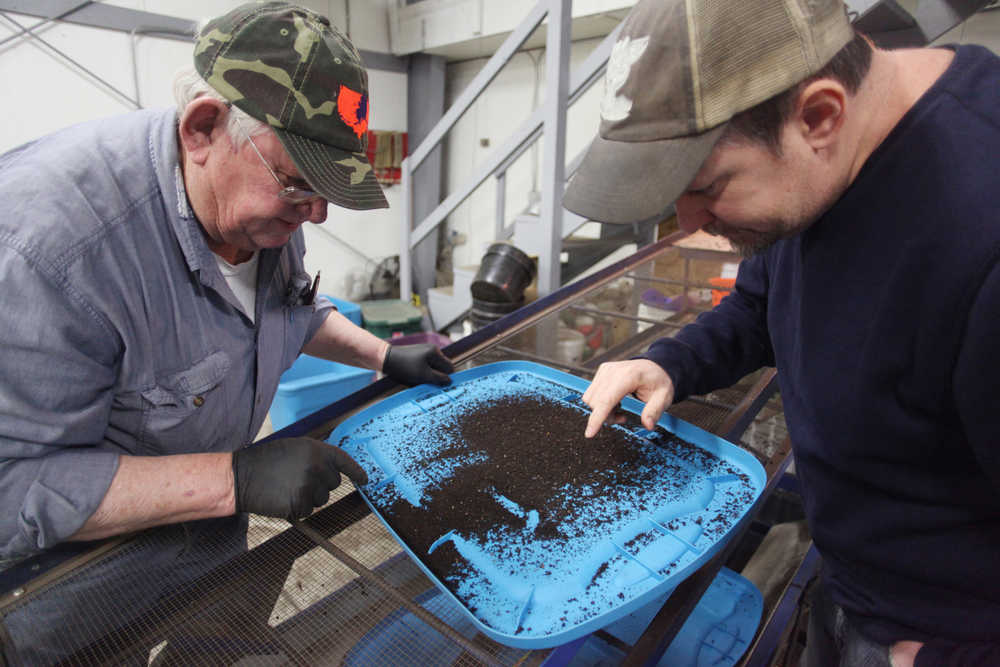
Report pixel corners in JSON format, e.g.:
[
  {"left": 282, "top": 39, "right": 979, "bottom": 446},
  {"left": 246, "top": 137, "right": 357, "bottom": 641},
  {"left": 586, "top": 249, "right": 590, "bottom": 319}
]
[
  {"left": 470, "top": 296, "right": 524, "bottom": 330},
  {"left": 360, "top": 299, "right": 424, "bottom": 339},
  {"left": 555, "top": 328, "right": 586, "bottom": 365},
  {"left": 388, "top": 331, "right": 452, "bottom": 348},
  {"left": 471, "top": 243, "right": 536, "bottom": 303},
  {"left": 471, "top": 296, "right": 524, "bottom": 318}
]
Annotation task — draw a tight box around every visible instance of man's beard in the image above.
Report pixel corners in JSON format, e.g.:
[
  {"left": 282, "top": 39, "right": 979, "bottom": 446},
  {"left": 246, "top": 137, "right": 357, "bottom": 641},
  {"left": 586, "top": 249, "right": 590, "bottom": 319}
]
[
  {"left": 705, "top": 219, "right": 807, "bottom": 258},
  {"left": 728, "top": 229, "right": 789, "bottom": 258}
]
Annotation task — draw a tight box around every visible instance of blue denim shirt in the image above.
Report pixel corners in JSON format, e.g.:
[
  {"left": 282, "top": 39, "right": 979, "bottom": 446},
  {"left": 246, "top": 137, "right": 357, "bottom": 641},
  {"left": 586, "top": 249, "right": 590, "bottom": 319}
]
[{"left": 0, "top": 108, "right": 331, "bottom": 560}]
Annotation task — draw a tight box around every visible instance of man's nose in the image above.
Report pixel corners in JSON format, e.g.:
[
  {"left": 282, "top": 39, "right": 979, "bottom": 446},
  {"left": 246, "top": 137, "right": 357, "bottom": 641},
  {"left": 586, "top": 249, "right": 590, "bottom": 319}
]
[
  {"left": 675, "top": 193, "right": 714, "bottom": 233},
  {"left": 298, "top": 199, "right": 328, "bottom": 224}
]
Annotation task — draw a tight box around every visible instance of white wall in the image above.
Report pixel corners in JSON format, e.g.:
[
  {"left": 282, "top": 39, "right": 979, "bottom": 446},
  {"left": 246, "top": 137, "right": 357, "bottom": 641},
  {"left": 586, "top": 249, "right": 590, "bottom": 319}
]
[{"left": 0, "top": 0, "right": 403, "bottom": 304}]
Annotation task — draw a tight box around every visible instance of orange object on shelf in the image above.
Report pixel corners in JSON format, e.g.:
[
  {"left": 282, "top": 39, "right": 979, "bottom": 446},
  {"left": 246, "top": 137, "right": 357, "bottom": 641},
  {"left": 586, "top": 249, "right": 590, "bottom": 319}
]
[{"left": 709, "top": 277, "right": 736, "bottom": 306}]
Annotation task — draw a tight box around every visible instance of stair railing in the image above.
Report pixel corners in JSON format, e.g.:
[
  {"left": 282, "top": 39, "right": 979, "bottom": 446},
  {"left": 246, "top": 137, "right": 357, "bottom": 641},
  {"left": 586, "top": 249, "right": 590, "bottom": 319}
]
[{"left": 399, "top": 0, "right": 624, "bottom": 301}]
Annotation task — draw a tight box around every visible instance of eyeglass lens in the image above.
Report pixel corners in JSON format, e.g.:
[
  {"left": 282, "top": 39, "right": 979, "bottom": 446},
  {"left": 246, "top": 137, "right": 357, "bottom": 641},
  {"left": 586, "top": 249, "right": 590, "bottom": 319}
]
[
  {"left": 239, "top": 123, "right": 323, "bottom": 204},
  {"left": 278, "top": 187, "right": 322, "bottom": 204}
]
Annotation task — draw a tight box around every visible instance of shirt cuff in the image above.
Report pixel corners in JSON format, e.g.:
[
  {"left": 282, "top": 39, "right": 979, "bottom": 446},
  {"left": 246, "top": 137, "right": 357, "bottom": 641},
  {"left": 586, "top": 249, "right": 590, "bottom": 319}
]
[{"left": 10, "top": 450, "right": 119, "bottom": 557}]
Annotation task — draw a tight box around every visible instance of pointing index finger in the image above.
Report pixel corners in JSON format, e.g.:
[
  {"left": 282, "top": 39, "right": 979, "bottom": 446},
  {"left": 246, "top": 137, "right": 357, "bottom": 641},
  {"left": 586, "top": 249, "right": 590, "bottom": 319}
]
[
  {"left": 584, "top": 389, "right": 621, "bottom": 438},
  {"left": 324, "top": 446, "right": 368, "bottom": 487}
]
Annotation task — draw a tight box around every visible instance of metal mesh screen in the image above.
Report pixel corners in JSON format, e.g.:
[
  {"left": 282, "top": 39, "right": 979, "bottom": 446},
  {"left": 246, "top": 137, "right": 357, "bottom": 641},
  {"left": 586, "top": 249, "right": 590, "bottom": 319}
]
[
  {"left": 2, "top": 236, "right": 788, "bottom": 666},
  {"left": 1, "top": 486, "right": 551, "bottom": 666}
]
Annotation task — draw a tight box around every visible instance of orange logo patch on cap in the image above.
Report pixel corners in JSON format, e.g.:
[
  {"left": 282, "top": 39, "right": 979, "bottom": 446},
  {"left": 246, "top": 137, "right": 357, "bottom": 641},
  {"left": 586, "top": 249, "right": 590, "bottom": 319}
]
[{"left": 337, "top": 85, "right": 369, "bottom": 138}]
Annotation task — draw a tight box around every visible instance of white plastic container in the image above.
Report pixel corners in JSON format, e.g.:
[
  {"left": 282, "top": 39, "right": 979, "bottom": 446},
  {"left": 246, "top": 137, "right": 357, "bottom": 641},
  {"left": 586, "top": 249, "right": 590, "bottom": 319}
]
[{"left": 555, "top": 328, "right": 586, "bottom": 364}]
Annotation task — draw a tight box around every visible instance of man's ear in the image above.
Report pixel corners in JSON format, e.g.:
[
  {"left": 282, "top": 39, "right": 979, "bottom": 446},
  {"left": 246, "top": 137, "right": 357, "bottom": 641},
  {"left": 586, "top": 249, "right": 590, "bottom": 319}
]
[
  {"left": 793, "top": 79, "right": 847, "bottom": 151},
  {"left": 178, "top": 97, "right": 229, "bottom": 165}
]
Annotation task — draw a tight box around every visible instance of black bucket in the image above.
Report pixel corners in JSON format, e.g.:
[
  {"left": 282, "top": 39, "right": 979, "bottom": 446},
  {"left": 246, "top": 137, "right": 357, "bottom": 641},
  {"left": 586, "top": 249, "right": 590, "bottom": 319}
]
[
  {"left": 470, "top": 296, "right": 524, "bottom": 329},
  {"left": 471, "top": 243, "right": 536, "bottom": 304}
]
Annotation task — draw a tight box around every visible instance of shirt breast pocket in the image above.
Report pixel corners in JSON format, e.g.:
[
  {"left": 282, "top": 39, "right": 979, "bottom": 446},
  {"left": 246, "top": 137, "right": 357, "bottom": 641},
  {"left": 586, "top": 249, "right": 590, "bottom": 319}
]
[{"left": 139, "top": 350, "right": 231, "bottom": 454}]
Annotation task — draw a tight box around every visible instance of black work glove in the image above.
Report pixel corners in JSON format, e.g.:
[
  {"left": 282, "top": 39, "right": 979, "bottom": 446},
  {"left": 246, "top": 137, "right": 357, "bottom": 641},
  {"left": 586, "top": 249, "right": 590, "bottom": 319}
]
[
  {"left": 382, "top": 343, "right": 454, "bottom": 386},
  {"left": 232, "top": 437, "right": 368, "bottom": 520}
]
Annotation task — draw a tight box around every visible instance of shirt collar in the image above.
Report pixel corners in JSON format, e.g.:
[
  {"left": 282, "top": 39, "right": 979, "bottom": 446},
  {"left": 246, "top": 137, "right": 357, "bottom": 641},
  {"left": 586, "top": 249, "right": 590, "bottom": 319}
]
[
  {"left": 153, "top": 108, "right": 282, "bottom": 290},
  {"left": 150, "top": 109, "right": 220, "bottom": 279}
]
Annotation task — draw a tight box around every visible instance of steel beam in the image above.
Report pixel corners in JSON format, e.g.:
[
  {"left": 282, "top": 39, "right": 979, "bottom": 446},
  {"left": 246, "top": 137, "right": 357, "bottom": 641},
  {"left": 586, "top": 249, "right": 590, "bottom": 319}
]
[
  {"left": 359, "top": 49, "right": 408, "bottom": 73},
  {"left": 537, "top": 0, "right": 572, "bottom": 297},
  {"left": 0, "top": 1, "right": 408, "bottom": 72},
  {"left": 848, "top": 0, "right": 990, "bottom": 47},
  {"left": 404, "top": 53, "right": 446, "bottom": 304},
  {"left": 0, "top": 1, "right": 195, "bottom": 41},
  {"left": 914, "top": 0, "right": 992, "bottom": 42}
]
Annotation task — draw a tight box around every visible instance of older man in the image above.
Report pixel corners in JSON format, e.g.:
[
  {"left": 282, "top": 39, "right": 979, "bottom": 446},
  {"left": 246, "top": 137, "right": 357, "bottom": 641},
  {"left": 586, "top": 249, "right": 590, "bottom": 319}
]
[
  {"left": 0, "top": 2, "right": 450, "bottom": 563},
  {"left": 566, "top": 0, "right": 1000, "bottom": 665},
  {"left": 0, "top": 2, "right": 455, "bottom": 661}
]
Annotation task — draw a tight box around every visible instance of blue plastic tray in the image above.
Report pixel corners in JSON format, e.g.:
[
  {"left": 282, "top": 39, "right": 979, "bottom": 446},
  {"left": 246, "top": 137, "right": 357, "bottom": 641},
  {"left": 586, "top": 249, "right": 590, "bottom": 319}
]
[
  {"left": 270, "top": 355, "right": 375, "bottom": 431},
  {"left": 328, "top": 361, "right": 765, "bottom": 649},
  {"left": 342, "top": 566, "right": 762, "bottom": 667},
  {"left": 568, "top": 566, "right": 763, "bottom": 666}
]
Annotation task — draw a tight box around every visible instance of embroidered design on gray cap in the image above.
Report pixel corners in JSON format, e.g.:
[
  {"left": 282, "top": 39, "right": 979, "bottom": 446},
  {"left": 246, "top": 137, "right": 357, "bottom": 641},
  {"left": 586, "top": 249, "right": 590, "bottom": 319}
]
[{"left": 601, "top": 36, "right": 650, "bottom": 122}]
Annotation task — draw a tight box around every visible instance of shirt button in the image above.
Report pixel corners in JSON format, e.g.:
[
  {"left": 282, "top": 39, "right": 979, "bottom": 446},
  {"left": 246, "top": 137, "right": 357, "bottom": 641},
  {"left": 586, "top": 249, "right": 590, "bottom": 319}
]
[{"left": 193, "top": 396, "right": 205, "bottom": 407}]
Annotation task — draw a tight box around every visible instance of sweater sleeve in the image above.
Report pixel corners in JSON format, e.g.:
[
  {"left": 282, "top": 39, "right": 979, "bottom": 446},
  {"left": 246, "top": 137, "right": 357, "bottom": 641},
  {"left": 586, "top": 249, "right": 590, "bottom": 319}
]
[
  {"left": 915, "top": 639, "right": 1000, "bottom": 667},
  {"left": 914, "top": 258, "right": 1000, "bottom": 665},
  {"left": 641, "top": 254, "right": 775, "bottom": 401},
  {"left": 953, "top": 256, "right": 1000, "bottom": 490}
]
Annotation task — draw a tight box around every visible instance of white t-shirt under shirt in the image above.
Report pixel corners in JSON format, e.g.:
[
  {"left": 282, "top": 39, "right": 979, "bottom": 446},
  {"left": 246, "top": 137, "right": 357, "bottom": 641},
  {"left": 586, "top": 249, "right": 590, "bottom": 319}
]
[{"left": 215, "top": 251, "right": 260, "bottom": 322}]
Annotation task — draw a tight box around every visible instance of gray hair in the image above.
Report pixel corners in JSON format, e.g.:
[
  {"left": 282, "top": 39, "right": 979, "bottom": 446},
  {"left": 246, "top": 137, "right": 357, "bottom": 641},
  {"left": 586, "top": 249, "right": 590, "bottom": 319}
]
[{"left": 172, "top": 66, "right": 269, "bottom": 147}]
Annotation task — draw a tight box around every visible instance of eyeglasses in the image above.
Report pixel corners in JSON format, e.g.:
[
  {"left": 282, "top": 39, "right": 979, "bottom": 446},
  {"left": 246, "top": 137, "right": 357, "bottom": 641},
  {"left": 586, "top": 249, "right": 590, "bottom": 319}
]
[{"left": 236, "top": 122, "right": 323, "bottom": 205}]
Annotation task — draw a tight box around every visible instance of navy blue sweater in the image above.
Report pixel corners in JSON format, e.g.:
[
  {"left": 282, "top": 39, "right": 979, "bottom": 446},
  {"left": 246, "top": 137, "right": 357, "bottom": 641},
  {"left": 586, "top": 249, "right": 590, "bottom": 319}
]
[{"left": 645, "top": 45, "right": 1000, "bottom": 664}]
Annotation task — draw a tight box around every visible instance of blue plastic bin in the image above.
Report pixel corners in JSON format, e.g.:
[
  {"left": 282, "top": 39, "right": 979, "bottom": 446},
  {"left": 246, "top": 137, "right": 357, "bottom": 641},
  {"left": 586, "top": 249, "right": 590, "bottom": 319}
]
[
  {"left": 568, "top": 566, "right": 764, "bottom": 666},
  {"left": 344, "top": 566, "right": 762, "bottom": 667},
  {"left": 269, "top": 354, "right": 375, "bottom": 431},
  {"left": 320, "top": 294, "right": 362, "bottom": 326}
]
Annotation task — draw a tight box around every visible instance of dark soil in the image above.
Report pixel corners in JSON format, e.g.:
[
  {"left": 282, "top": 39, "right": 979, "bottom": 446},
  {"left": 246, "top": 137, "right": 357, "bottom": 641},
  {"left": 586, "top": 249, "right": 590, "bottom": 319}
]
[{"left": 364, "top": 392, "right": 742, "bottom": 595}]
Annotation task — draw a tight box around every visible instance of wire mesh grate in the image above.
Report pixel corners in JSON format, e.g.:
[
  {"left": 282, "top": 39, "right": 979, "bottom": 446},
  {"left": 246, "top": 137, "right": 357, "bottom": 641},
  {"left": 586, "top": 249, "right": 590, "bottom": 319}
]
[
  {"left": 1, "top": 487, "right": 550, "bottom": 666},
  {"left": 2, "top": 237, "right": 787, "bottom": 666}
]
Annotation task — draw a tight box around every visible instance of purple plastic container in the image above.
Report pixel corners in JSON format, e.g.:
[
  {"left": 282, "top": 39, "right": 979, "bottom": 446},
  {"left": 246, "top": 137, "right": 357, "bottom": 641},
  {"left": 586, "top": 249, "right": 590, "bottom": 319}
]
[{"left": 388, "top": 331, "right": 452, "bottom": 348}]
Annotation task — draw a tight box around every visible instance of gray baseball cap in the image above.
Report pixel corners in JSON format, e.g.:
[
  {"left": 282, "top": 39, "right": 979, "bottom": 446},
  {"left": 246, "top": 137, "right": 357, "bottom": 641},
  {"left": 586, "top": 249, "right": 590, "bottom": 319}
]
[
  {"left": 563, "top": 0, "right": 853, "bottom": 224},
  {"left": 195, "top": 2, "right": 387, "bottom": 210}
]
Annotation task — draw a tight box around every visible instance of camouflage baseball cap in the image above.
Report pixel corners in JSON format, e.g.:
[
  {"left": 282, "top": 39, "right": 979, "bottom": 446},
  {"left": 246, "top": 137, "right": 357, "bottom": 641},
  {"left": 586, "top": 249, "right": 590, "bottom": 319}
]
[
  {"left": 563, "top": 0, "right": 853, "bottom": 224},
  {"left": 194, "top": 1, "right": 387, "bottom": 210}
]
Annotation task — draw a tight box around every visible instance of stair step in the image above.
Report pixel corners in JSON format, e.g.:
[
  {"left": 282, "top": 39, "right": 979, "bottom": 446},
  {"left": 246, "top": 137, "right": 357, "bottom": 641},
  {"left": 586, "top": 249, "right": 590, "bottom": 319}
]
[{"left": 427, "top": 284, "right": 471, "bottom": 331}]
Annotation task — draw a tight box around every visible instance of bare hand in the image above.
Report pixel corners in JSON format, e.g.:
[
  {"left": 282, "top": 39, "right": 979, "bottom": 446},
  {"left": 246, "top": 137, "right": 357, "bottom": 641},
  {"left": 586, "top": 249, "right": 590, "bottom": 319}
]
[
  {"left": 581, "top": 359, "right": 675, "bottom": 438},
  {"left": 890, "top": 640, "right": 924, "bottom": 667}
]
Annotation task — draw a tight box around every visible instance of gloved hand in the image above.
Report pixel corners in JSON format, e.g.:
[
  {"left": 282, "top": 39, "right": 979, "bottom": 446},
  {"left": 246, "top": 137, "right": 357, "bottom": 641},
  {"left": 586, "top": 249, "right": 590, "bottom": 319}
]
[
  {"left": 382, "top": 343, "right": 454, "bottom": 386},
  {"left": 232, "top": 437, "right": 368, "bottom": 520}
]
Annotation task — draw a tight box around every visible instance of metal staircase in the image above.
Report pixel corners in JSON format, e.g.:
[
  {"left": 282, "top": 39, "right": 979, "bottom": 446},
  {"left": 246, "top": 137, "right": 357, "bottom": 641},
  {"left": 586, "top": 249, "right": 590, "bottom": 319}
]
[{"left": 398, "top": 0, "right": 654, "bottom": 330}]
